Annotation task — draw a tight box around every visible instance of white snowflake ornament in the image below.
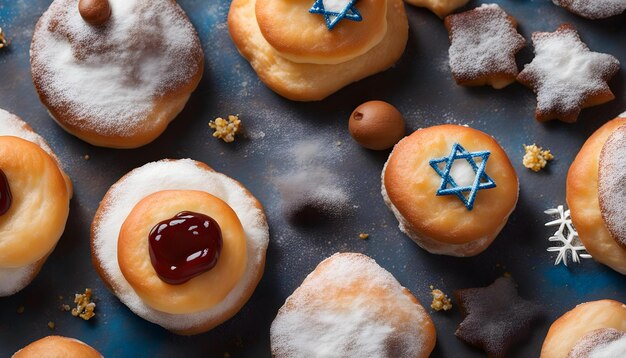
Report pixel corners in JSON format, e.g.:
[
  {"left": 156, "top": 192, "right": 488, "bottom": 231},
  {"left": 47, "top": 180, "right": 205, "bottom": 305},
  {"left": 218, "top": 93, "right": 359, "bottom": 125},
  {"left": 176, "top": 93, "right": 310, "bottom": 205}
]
[{"left": 544, "top": 205, "right": 591, "bottom": 266}]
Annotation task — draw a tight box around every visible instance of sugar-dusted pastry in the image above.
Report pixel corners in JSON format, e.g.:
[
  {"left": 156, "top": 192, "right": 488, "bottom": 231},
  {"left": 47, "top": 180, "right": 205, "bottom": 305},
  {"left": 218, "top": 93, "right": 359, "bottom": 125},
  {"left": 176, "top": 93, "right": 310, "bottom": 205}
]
[
  {"left": 13, "top": 336, "right": 101, "bottom": 358},
  {"left": 444, "top": 4, "right": 525, "bottom": 89},
  {"left": 552, "top": 0, "right": 626, "bottom": 19},
  {"left": 31, "top": 0, "right": 204, "bottom": 148},
  {"left": 455, "top": 277, "right": 543, "bottom": 358},
  {"left": 228, "top": 0, "right": 408, "bottom": 101},
  {"left": 382, "top": 124, "right": 518, "bottom": 256},
  {"left": 270, "top": 253, "right": 436, "bottom": 357},
  {"left": 541, "top": 300, "right": 626, "bottom": 358},
  {"left": 0, "top": 109, "right": 72, "bottom": 297},
  {"left": 567, "top": 113, "right": 626, "bottom": 274},
  {"left": 349, "top": 100, "right": 405, "bottom": 150},
  {"left": 405, "top": 0, "right": 470, "bottom": 18},
  {"left": 91, "top": 159, "right": 269, "bottom": 335},
  {"left": 517, "top": 24, "right": 620, "bottom": 123}
]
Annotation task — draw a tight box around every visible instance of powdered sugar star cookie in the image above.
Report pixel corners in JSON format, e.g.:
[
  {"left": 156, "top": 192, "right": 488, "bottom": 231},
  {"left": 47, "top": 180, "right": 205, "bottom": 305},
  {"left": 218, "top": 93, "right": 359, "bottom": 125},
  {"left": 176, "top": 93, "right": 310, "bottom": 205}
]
[
  {"left": 444, "top": 4, "right": 526, "bottom": 89},
  {"left": 553, "top": 0, "right": 626, "bottom": 19},
  {"left": 517, "top": 24, "right": 620, "bottom": 123}
]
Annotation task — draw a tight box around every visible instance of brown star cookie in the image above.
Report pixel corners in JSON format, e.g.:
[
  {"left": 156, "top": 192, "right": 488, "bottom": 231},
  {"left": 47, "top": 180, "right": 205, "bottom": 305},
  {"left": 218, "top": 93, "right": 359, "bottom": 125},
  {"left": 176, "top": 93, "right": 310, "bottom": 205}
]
[{"left": 553, "top": 0, "right": 626, "bottom": 20}]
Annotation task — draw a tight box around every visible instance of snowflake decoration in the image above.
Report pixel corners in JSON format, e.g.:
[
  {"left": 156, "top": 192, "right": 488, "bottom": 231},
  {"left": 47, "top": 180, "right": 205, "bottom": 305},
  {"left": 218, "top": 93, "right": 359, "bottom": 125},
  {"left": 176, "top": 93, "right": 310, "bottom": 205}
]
[{"left": 544, "top": 205, "right": 591, "bottom": 266}]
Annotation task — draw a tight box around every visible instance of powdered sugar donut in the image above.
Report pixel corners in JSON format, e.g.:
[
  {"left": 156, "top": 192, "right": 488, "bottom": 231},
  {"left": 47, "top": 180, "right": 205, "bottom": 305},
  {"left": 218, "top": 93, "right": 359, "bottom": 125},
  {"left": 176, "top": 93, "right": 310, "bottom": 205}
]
[
  {"left": 0, "top": 109, "right": 72, "bottom": 297},
  {"left": 270, "top": 253, "right": 436, "bottom": 357},
  {"left": 31, "top": 0, "right": 204, "bottom": 148},
  {"left": 567, "top": 114, "right": 626, "bottom": 274},
  {"left": 552, "top": 0, "right": 626, "bottom": 19},
  {"left": 91, "top": 159, "right": 269, "bottom": 335},
  {"left": 567, "top": 328, "right": 626, "bottom": 358},
  {"left": 13, "top": 336, "right": 101, "bottom": 358},
  {"left": 598, "top": 124, "right": 626, "bottom": 249}
]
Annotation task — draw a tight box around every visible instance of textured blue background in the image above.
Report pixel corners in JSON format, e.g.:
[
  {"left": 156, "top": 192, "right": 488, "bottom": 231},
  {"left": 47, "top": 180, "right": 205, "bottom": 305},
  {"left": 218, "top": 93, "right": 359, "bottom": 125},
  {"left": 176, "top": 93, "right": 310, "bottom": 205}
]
[{"left": 0, "top": 0, "right": 625, "bottom": 357}]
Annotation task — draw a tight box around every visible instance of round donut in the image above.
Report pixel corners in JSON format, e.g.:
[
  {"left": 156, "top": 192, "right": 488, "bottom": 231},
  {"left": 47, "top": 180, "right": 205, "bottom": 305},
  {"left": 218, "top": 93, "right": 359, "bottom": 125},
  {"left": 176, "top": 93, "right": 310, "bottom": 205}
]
[
  {"left": 255, "top": 0, "right": 387, "bottom": 64},
  {"left": 228, "top": 0, "right": 408, "bottom": 101},
  {"left": 566, "top": 115, "right": 626, "bottom": 274},
  {"left": 382, "top": 124, "right": 519, "bottom": 257},
  {"left": 13, "top": 336, "right": 101, "bottom": 358},
  {"left": 270, "top": 252, "right": 436, "bottom": 357},
  {"left": 31, "top": 0, "right": 204, "bottom": 148},
  {"left": 91, "top": 159, "right": 269, "bottom": 335},
  {"left": 540, "top": 300, "right": 626, "bottom": 358}
]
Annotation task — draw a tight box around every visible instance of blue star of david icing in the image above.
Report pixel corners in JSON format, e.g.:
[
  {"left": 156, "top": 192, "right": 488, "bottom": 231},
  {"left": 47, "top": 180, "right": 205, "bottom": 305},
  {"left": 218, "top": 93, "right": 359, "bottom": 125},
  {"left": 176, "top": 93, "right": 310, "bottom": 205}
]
[
  {"left": 310, "top": 0, "right": 362, "bottom": 30},
  {"left": 429, "top": 143, "right": 496, "bottom": 211}
]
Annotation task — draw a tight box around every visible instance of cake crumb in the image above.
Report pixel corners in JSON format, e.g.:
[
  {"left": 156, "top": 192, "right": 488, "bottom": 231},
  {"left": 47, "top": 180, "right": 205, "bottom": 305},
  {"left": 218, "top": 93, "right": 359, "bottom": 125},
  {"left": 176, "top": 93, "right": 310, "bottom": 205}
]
[
  {"left": 47, "top": 321, "right": 55, "bottom": 330},
  {"left": 209, "top": 115, "right": 241, "bottom": 143},
  {"left": 71, "top": 288, "right": 96, "bottom": 321},
  {"left": 523, "top": 144, "right": 554, "bottom": 172},
  {"left": 16, "top": 306, "right": 24, "bottom": 314},
  {"left": 83, "top": 154, "right": 90, "bottom": 160},
  {"left": 359, "top": 233, "right": 369, "bottom": 240},
  {"left": 429, "top": 285, "right": 453, "bottom": 311},
  {"left": 0, "top": 27, "right": 9, "bottom": 49},
  {"left": 61, "top": 304, "right": 71, "bottom": 312}
]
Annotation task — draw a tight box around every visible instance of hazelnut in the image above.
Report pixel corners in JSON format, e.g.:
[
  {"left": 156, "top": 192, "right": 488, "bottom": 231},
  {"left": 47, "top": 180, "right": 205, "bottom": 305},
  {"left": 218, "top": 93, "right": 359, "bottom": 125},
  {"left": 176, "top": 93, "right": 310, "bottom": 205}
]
[
  {"left": 348, "top": 101, "right": 405, "bottom": 150},
  {"left": 79, "top": 0, "right": 111, "bottom": 26}
]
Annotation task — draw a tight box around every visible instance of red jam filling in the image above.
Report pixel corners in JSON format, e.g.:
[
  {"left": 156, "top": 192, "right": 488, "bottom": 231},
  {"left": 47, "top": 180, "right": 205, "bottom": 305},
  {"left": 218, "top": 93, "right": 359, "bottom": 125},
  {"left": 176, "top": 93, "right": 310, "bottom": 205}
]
[
  {"left": 148, "top": 211, "right": 222, "bottom": 285},
  {"left": 0, "top": 169, "right": 11, "bottom": 216}
]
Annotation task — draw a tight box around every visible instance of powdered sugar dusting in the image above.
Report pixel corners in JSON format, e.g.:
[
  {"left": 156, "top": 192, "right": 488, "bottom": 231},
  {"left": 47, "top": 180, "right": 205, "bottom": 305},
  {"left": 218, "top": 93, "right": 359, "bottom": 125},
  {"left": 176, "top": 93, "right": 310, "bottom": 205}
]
[
  {"left": 0, "top": 263, "right": 38, "bottom": 297},
  {"left": 567, "top": 328, "right": 626, "bottom": 358},
  {"left": 446, "top": 4, "right": 525, "bottom": 88},
  {"left": 553, "top": 0, "right": 626, "bottom": 19},
  {"left": 31, "top": 0, "right": 202, "bottom": 136},
  {"left": 598, "top": 124, "right": 626, "bottom": 247},
  {"left": 271, "top": 253, "right": 433, "bottom": 357},
  {"left": 589, "top": 335, "right": 626, "bottom": 358},
  {"left": 92, "top": 159, "right": 269, "bottom": 331}
]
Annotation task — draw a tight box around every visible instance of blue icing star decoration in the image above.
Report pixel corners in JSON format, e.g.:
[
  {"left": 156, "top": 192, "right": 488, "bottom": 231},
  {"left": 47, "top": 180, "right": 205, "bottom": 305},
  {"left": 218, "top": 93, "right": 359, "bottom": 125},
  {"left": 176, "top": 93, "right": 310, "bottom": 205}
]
[
  {"left": 310, "top": 0, "right": 362, "bottom": 31},
  {"left": 429, "top": 143, "right": 496, "bottom": 211}
]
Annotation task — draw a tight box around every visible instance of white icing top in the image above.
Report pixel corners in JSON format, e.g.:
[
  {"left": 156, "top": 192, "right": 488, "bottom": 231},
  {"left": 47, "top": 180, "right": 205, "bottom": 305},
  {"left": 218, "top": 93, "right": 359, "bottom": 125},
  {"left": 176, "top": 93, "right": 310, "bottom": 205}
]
[
  {"left": 589, "top": 336, "right": 626, "bottom": 358},
  {"left": 450, "top": 159, "right": 478, "bottom": 187},
  {"left": 553, "top": 0, "right": 626, "bottom": 19},
  {"left": 31, "top": 0, "right": 202, "bottom": 136},
  {"left": 271, "top": 253, "right": 433, "bottom": 357},
  {"left": 92, "top": 159, "right": 269, "bottom": 331}
]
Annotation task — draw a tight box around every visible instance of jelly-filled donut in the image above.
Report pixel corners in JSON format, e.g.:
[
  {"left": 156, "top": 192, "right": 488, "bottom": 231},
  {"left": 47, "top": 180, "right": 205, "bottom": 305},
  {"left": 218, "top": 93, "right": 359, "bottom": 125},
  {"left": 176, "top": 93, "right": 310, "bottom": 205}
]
[
  {"left": 13, "top": 336, "right": 101, "bottom": 358},
  {"left": 228, "top": 0, "right": 408, "bottom": 101},
  {"left": 91, "top": 159, "right": 269, "bottom": 335},
  {"left": 567, "top": 113, "right": 626, "bottom": 274},
  {"left": 382, "top": 124, "right": 518, "bottom": 256},
  {"left": 0, "top": 109, "right": 71, "bottom": 297},
  {"left": 271, "top": 253, "right": 436, "bottom": 357},
  {"left": 31, "top": 0, "right": 204, "bottom": 148},
  {"left": 541, "top": 300, "right": 626, "bottom": 358}
]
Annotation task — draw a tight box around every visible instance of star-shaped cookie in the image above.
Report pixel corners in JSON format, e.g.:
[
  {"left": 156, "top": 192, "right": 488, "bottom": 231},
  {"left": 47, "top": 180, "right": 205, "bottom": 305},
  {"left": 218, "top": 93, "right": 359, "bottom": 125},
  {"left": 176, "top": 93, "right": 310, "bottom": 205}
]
[
  {"left": 455, "top": 277, "right": 543, "bottom": 358},
  {"left": 444, "top": 4, "right": 526, "bottom": 89},
  {"left": 517, "top": 24, "right": 620, "bottom": 123}
]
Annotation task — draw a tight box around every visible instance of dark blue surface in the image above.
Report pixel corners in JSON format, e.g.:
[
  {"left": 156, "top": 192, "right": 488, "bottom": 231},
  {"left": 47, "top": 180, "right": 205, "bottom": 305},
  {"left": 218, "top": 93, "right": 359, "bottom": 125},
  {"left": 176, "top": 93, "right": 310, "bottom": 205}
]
[{"left": 0, "top": 0, "right": 625, "bottom": 357}]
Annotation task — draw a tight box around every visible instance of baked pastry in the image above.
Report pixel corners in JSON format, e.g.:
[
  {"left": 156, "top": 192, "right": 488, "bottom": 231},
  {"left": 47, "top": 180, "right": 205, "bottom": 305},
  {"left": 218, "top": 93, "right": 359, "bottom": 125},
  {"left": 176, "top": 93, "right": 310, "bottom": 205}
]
[
  {"left": 566, "top": 113, "right": 626, "bottom": 274},
  {"left": 552, "top": 0, "right": 626, "bottom": 19},
  {"left": 13, "top": 336, "right": 101, "bottom": 358},
  {"left": 382, "top": 124, "right": 518, "bottom": 256},
  {"left": 228, "top": 0, "right": 408, "bottom": 101},
  {"left": 0, "top": 109, "right": 72, "bottom": 297},
  {"left": 30, "top": 0, "right": 204, "bottom": 148},
  {"left": 517, "top": 24, "right": 620, "bottom": 123},
  {"left": 270, "top": 252, "right": 436, "bottom": 357},
  {"left": 541, "top": 299, "right": 626, "bottom": 358},
  {"left": 91, "top": 159, "right": 269, "bottom": 335},
  {"left": 349, "top": 100, "right": 405, "bottom": 150},
  {"left": 444, "top": 4, "right": 525, "bottom": 89},
  {"left": 406, "top": 0, "right": 470, "bottom": 17}
]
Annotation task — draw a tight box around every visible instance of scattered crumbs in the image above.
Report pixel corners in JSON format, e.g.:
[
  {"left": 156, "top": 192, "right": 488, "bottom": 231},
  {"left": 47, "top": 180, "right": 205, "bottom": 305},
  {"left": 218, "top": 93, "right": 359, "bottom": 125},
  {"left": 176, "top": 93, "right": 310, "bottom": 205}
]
[
  {"left": 47, "top": 321, "right": 55, "bottom": 330},
  {"left": 523, "top": 144, "right": 554, "bottom": 172},
  {"left": 429, "top": 285, "right": 453, "bottom": 311},
  {"left": 71, "top": 288, "right": 96, "bottom": 321},
  {"left": 336, "top": 141, "right": 342, "bottom": 147},
  {"left": 359, "top": 233, "right": 369, "bottom": 240},
  {"left": 209, "top": 115, "right": 241, "bottom": 143},
  {"left": 58, "top": 295, "right": 63, "bottom": 300},
  {"left": 83, "top": 154, "right": 90, "bottom": 160},
  {"left": 61, "top": 304, "right": 71, "bottom": 312},
  {"left": 503, "top": 272, "right": 511, "bottom": 278},
  {"left": 0, "top": 27, "right": 8, "bottom": 49},
  {"left": 16, "top": 306, "right": 24, "bottom": 314}
]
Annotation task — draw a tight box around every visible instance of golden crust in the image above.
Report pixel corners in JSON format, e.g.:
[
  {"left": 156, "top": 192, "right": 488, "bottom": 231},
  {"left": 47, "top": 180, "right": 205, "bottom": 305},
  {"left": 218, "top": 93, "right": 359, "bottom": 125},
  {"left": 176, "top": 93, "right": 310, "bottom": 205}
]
[
  {"left": 13, "top": 336, "right": 101, "bottom": 358},
  {"left": 90, "top": 160, "right": 267, "bottom": 335},
  {"left": 383, "top": 125, "right": 518, "bottom": 255},
  {"left": 255, "top": 0, "right": 387, "bottom": 64},
  {"left": 566, "top": 116, "right": 626, "bottom": 274},
  {"left": 228, "top": 0, "right": 408, "bottom": 101},
  {"left": 118, "top": 190, "right": 248, "bottom": 315},
  {"left": 0, "top": 137, "right": 70, "bottom": 268},
  {"left": 405, "top": 0, "right": 470, "bottom": 18},
  {"left": 540, "top": 300, "right": 626, "bottom": 358}
]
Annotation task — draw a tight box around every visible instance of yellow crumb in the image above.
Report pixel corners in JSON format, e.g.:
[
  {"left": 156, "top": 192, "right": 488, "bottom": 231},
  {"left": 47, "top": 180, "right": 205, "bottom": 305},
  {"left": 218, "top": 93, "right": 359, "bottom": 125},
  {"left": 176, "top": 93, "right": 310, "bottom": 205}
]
[
  {"left": 523, "top": 144, "right": 554, "bottom": 172},
  {"left": 359, "top": 233, "right": 369, "bottom": 240},
  {"left": 430, "top": 287, "right": 453, "bottom": 311},
  {"left": 83, "top": 154, "right": 90, "bottom": 160},
  {"left": 47, "top": 321, "right": 55, "bottom": 330},
  {"left": 503, "top": 272, "right": 511, "bottom": 278},
  {"left": 70, "top": 288, "right": 96, "bottom": 321},
  {"left": 0, "top": 28, "right": 8, "bottom": 49},
  {"left": 209, "top": 115, "right": 241, "bottom": 143},
  {"left": 17, "top": 306, "right": 24, "bottom": 314},
  {"left": 61, "top": 304, "right": 71, "bottom": 312}
]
